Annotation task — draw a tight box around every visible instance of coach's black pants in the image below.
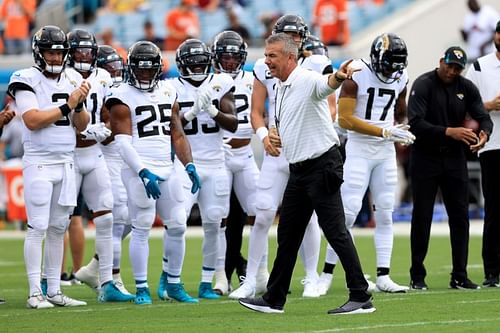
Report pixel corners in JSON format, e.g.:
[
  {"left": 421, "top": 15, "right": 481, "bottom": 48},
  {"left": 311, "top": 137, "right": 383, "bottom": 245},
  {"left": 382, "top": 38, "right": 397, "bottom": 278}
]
[
  {"left": 262, "top": 146, "right": 369, "bottom": 307},
  {"left": 480, "top": 150, "right": 500, "bottom": 279},
  {"left": 409, "top": 150, "right": 470, "bottom": 281}
]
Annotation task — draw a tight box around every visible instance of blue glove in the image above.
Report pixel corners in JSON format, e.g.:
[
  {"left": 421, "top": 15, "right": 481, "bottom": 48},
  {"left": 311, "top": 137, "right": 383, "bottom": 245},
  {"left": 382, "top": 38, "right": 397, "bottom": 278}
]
[
  {"left": 138, "top": 168, "right": 165, "bottom": 199},
  {"left": 185, "top": 163, "right": 201, "bottom": 194}
]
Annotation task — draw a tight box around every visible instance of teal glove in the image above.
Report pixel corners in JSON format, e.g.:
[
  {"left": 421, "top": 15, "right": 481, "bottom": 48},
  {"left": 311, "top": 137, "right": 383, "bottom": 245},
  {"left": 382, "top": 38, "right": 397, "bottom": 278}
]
[
  {"left": 185, "top": 163, "right": 201, "bottom": 194},
  {"left": 138, "top": 168, "right": 164, "bottom": 199}
]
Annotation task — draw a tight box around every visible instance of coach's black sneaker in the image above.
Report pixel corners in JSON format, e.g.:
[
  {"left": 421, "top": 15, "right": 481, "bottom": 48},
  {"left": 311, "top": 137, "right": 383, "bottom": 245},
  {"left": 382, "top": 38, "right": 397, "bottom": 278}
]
[
  {"left": 239, "top": 297, "right": 284, "bottom": 314},
  {"left": 410, "top": 279, "right": 428, "bottom": 290},
  {"left": 328, "top": 297, "right": 376, "bottom": 315},
  {"left": 482, "top": 275, "right": 500, "bottom": 288},
  {"left": 449, "top": 278, "right": 480, "bottom": 290}
]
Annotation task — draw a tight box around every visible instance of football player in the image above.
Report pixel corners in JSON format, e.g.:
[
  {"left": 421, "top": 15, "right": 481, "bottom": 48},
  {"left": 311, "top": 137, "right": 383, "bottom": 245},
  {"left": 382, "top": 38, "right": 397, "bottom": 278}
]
[
  {"left": 162, "top": 38, "right": 237, "bottom": 300},
  {"left": 230, "top": 14, "right": 324, "bottom": 300},
  {"left": 8, "top": 25, "right": 89, "bottom": 308},
  {"left": 320, "top": 33, "right": 414, "bottom": 294},
  {"left": 106, "top": 41, "right": 201, "bottom": 305},
  {"left": 210, "top": 31, "right": 261, "bottom": 295}
]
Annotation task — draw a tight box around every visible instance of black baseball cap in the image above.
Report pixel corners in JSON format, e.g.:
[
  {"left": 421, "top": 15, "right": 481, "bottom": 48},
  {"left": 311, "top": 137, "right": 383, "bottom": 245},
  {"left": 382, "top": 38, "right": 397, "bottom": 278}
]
[
  {"left": 443, "top": 46, "right": 467, "bottom": 69},
  {"left": 496, "top": 20, "right": 500, "bottom": 33}
]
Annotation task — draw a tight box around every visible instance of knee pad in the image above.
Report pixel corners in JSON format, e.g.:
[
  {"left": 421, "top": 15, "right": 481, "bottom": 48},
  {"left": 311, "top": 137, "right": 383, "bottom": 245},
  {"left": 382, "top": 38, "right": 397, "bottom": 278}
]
[
  {"left": 27, "top": 179, "right": 51, "bottom": 207},
  {"left": 343, "top": 194, "right": 363, "bottom": 217},
  {"left": 94, "top": 213, "right": 113, "bottom": 232},
  {"left": 113, "top": 204, "right": 129, "bottom": 225},
  {"left": 255, "top": 193, "right": 275, "bottom": 211},
  {"left": 373, "top": 192, "right": 395, "bottom": 211},
  {"left": 203, "top": 206, "right": 225, "bottom": 224},
  {"left": 164, "top": 205, "right": 187, "bottom": 229},
  {"left": 254, "top": 208, "right": 276, "bottom": 229},
  {"left": 165, "top": 225, "right": 186, "bottom": 238},
  {"left": 113, "top": 223, "right": 125, "bottom": 239}
]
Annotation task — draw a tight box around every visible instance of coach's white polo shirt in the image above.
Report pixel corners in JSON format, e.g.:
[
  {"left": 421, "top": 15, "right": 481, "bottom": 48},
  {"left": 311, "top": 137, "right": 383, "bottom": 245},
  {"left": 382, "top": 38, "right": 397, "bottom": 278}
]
[
  {"left": 274, "top": 65, "right": 340, "bottom": 164},
  {"left": 466, "top": 52, "right": 500, "bottom": 154}
]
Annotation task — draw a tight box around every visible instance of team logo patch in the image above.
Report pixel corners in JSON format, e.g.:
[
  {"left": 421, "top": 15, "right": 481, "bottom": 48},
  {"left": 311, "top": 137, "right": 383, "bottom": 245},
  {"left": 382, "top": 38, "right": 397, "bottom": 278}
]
[
  {"left": 212, "top": 84, "right": 222, "bottom": 92},
  {"left": 454, "top": 50, "right": 464, "bottom": 59},
  {"left": 246, "top": 84, "right": 253, "bottom": 92},
  {"left": 100, "top": 80, "right": 107, "bottom": 87},
  {"left": 456, "top": 93, "right": 464, "bottom": 100}
]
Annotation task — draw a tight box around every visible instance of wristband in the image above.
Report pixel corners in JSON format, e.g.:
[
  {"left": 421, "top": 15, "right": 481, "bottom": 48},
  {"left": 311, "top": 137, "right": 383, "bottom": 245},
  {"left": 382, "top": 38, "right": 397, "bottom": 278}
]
[
  {"left": 334, "top": 72, "right": 345, "bottom": 83},
  {"left": 256, "top": 127, "right": 269, "bottom": 142},
  {"left": 59, "top": 103, "right": 71, "bottom": 117},
  {"left": 184, "top": 110, "right": 196, "bottom": 122}
]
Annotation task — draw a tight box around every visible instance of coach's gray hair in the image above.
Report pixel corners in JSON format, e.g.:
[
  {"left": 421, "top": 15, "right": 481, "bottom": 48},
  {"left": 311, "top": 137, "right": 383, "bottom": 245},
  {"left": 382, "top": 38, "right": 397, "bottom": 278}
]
[{"left": 265, "top": 33, "right": 298, "bottom": 58}]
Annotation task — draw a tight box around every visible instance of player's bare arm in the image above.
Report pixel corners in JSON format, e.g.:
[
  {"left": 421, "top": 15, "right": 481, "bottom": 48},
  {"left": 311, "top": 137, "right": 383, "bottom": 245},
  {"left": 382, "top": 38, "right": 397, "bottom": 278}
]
[
  {"left": 213, "top": 91, "right": 238, "bottom": 132},
  {"left": 338, "top": 78, "right": 384, "bottom": 137},
  {"left": 109, "top": 103, "right": 132, "bottom": 136},
  {"left": 170, "top": 101, "right": 193, "bottom": 166}
]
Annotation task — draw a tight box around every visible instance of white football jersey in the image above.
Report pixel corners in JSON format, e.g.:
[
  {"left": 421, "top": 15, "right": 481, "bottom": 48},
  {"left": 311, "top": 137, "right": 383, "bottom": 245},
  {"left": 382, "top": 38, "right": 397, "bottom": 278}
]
[
  {"left": 171, "top": 73, "right": 235, "bottom": 164},
  {"left": 66, "top": 68, "right": 113, "bottom": 125},
  {"left": 299, "top": 54, "right": 332, "bottom": 74},
  {"left": 106, "top": 80, "right": 177, "bottom": 163},
  {"left": 347, "top": 59, "right": 408, "bottom": 144},
  {"left": 226, "top": 70, "right": 253, "bottom": 139},
  {"left": 8, "top": 67, "right": 83, "bottom": 163}
]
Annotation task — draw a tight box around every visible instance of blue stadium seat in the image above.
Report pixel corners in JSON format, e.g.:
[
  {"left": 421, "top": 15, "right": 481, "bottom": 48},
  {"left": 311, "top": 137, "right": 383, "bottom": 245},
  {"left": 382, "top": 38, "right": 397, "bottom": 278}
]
[{"left": 198, "top": 8, "right": 229, "bottom": 44}]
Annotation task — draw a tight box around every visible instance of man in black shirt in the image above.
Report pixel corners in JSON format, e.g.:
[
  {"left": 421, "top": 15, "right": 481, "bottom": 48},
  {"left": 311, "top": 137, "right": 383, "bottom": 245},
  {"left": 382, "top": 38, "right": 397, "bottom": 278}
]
[{"left": 408, "top": 46, "right": 493, "bottom": 290}]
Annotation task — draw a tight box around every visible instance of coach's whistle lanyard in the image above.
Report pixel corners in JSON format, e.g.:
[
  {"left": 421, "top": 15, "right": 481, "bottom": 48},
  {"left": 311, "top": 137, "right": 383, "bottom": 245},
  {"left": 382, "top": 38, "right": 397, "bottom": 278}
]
[{"left": 274, "top": 84, "right": 289, "bottom": 134}]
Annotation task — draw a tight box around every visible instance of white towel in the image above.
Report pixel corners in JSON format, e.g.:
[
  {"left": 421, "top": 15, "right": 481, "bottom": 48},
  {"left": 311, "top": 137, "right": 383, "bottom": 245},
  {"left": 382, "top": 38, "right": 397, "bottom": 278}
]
[{"left": 58, "top": 162, "right": 77, "bottom": 207}]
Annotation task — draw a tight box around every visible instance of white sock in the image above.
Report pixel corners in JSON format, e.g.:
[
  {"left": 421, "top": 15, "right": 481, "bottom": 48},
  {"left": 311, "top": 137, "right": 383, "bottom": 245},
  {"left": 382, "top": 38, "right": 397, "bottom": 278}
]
[
  {"left": 164, "top": 226, "right": 186, "bottom": 284},
  {"left": 112, "top": 223, "right": 125, "bottom": 270},
  {"left": 216, "top": 225, "right": 227, "bottom": 271},
  {"left": 245, "top": 208, "right": 275, "bottom": 285},
  {"left": 299, "top": 213, "right": 320, "bottom": 281},
  {"left": 373, "top": 209, "right": 394, "bottom": 268},
  {"left": 24, "top": 228, "right": 45, "bottom": 295},
  {"left": 45, "top": 226, "right": 65, "bottom": 296},
  {"left": 201, "top": 223, "right": 219, "bottom": 283},
  {"left": 95, "top": 213, "right": 113, "bottom": 286},
  {"left": 129, "top": 227, "right": 150, "bottom": 285}
]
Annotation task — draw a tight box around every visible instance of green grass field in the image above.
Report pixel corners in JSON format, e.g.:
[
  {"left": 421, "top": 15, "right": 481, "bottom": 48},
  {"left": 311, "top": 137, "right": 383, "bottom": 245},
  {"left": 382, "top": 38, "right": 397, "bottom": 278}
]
[{"left": 1, "top": 229, "right": 499, "bottom": 333}]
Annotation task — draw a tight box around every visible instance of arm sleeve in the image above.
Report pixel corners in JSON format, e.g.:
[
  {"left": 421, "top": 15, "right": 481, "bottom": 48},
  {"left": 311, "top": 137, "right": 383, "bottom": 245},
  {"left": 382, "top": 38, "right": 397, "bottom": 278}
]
[
  {"left": 114, "top": 134, "right": 145, "bottom": 174},
  {"left": 407, "top": 77, "right": 447, "bottom": 139}
]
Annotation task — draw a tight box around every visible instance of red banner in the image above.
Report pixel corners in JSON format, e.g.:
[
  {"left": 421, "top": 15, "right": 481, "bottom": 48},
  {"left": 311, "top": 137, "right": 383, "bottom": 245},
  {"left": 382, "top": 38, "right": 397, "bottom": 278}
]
[{"left": 2, "top": 165, "right": 26, "bottom": 221}]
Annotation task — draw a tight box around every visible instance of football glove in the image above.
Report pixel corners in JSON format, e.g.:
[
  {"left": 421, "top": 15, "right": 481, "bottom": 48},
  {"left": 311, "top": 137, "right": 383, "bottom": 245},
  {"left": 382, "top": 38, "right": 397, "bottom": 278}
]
[
  {"left": 81, "top": 123, "right": 112, "bottom": 142},
  {"left": 138, "top": 168, "right": 164, "bottom": 199},
  {"left": 185, "top": 163, "right": 201, "bottom": 194},
  {"left": 382, "top": 124, "right": 416, "bottom": 145}
]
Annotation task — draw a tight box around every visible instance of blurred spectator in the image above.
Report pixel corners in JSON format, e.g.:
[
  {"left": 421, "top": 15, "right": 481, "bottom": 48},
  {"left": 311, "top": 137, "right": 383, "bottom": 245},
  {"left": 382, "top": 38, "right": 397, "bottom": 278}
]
[
  {"left": 356, "top": 0, "right": 385, "bottom": 5},
  {"left": 100, "top": 28, "right": 128, "bottom": 61},
  {"left": 259, "top": 12, "right": 281, "bottom": 40},
  {"left": 461, "top": 0, "right": 499, "bottom": 63},
  {"left": 224, "top": 7, "right": 251, "bottom": 45},
  {"left": 198, "top": 0, "right": 219, "bottom": 11},
  {"left": 139, "top": 20, "right": 164, "bottom": 50},
  {"left": 164, "top": 0, "right": 200, "bottom": 51},
  {"left": 0, "top": 113, "right": 23, "bottom": 161},
  {"left": 312, "top": 0, "right": 349, "bottom": 46},
  {"left": 0, "top": 0, "right": 36, "bottom": 55}
]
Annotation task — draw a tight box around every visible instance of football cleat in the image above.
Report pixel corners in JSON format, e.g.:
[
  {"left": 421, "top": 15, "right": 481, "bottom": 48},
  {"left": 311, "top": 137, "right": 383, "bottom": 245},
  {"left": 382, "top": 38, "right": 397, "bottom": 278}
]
[
  {"left": 317, "top": 272, "right": 333, "bottom": 296},
  {"left": 157, "top": 271, "right": 168, "bottom": 300},
  {"left": 113, "top": 275, "right": 133, "bottom": 296},
  {"left": 213, "top": 270, "right": 229, "bottom": 296},
  {"left": 46, "top": 291, "right": 87, "bottom": 307},
  {"left": 98, "top": 281, "right": 135, "bottom": 302},
  {"left": 375, "top": 275, "right": 409, "bottom": 293},
  {"left": 134, "top": 287, "right": 153, "bottom": 305},
  {"left": 228, "top": 280, "right": 256, "bottom": 299},
  {"left": 26, "top": 292, "right": 54, "bottom": 309},
  {"left": 301, "top": 278, "right": 320, "bottom": 298},
  {"left": 198, "top": 282, "right": 220, "bottom": 299},
  {"left": 164, "top": 283, "right": 198, "bottom": 303},
  {"left": 366, "top": 278, "right": 377, "bottom": 292},
  {"left": 75, "top": 263, "right": 100, "bottom": 293}
]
